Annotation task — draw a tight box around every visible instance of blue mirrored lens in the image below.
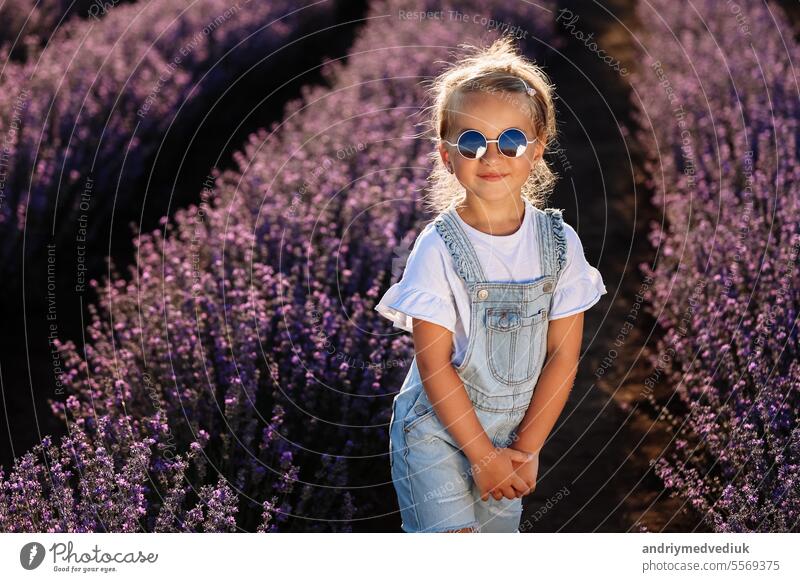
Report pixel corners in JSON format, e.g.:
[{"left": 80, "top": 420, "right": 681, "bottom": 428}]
[
  {"left": 498, "top": 128, "right": 529, "bottom": 157},
  {"left": 457, "top": 130, "right": 486, "bottom": 159}
]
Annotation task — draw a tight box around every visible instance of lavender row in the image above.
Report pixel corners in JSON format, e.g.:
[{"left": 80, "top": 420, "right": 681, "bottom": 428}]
[
  {"left": 0, "top": 0, "right": 340, "bottom": 293},
  {"left": 631, "top": 0, "right": 800, "bottom": 531},
  {"left": 0, "top": 0, "right": 559, "bottom": 531}
]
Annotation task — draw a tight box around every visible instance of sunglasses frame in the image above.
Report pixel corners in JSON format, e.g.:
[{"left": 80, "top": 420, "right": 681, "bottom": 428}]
[{"left": 441, "top": 127, "right": 538, "bottom": 160}]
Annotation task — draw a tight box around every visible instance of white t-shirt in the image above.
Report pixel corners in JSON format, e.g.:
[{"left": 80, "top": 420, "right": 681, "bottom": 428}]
[{"left": 375, "top": 198, "right": 607, "bottom": 367}]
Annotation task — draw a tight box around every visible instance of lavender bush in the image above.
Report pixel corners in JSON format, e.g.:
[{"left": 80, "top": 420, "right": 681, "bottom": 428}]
[
  {"left": 632, "top": 0, "right": 800, "bottom": 531},
  {"left": 0, "top": 1, "right": 133, "bottom": 61},
  {"left": 0, "top": 0, "right": 558, "bottom": 531},
  {"left": 0, "top": 425, "right": 250, "bottom": 532},
  {"left": 0, "top": 0, "right": 342, "bottom": 295}
]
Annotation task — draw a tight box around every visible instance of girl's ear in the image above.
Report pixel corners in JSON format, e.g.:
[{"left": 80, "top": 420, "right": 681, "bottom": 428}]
[
  {"left": 438, "top": 141, "right": 451, "bottom": 168},
  {"left": 531, "top": 140, "right": 545, "bottom": 163}
]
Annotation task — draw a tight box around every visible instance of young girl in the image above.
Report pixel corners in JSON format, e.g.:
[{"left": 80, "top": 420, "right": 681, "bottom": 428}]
[{"left": 375, "top": 37, "right": 607, "bottom": 533}]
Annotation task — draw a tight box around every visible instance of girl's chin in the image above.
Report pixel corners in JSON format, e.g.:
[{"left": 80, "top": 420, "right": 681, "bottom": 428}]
[
  {"left": 468, "top": 181, "right": 522, "bottom": 195},
  {"left": 466, "top": 189, "right": 523, "bottom": 203}
]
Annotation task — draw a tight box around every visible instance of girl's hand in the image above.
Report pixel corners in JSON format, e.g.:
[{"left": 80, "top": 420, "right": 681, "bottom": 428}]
[
  {"left": 471, "top": 447, "right": 533, "bottom": 501},
  {"left": 508, "top": 451, "right": 539, "bottom": 497}
]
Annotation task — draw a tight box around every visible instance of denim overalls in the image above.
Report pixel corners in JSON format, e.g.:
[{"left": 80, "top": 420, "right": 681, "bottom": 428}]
[{"left": 388, "top": 204, "right": 567, "bottom": 533}]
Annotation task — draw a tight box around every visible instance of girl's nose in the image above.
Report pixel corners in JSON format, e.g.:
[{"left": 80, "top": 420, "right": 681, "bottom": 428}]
[{"left": 480, "top": 141, "right": 503, "bottom": 163}]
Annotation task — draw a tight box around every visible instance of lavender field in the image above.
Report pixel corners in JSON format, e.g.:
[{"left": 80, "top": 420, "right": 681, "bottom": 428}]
[
  {"left": 631, "top": 0, "right": 800, "bottom": 531},
  {"left": 0, "top": 0, "right": 797, "bottom": 533}
]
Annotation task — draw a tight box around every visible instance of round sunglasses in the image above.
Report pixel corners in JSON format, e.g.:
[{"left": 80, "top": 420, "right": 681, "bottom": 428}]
[{"left": 442, "top": 127, "right": 537, "bottom": 160}]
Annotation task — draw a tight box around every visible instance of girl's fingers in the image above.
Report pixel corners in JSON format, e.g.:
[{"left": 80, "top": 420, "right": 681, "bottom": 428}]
[
  {"left": 508, "top": 448, "right": 534, "bottom": 463},
  {"left": 511, "top": 474, "right": 528, "bottom": 492}
]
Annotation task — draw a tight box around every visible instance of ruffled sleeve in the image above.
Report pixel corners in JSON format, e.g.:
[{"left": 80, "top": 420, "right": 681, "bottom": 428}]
[
  {"left": 375, "top": 285, "right": 457, "bottom": 333},
  {"left": 375, "top": 225, "right": 457, "bottom": 333},
  {"left": 549, "top": 222, "right": 607, "bottom": 320}
]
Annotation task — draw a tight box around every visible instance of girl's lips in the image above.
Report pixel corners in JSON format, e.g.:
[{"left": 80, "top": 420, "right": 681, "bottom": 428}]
[{"left": 477, "top": 173, "right": 507, "bottom": 181}]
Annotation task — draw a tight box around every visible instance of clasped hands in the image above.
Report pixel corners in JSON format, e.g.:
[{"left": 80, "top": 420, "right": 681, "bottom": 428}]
[{"left": 471, "top": 445, "right": 540, "bottom": 502}]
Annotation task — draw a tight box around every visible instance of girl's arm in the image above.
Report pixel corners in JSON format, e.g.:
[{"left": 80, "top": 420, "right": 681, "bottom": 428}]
[
  {"left": 413, "top": 317, "right": 504, "bottom": 463},
  {"left": 412, "top": 318, "right": 537, "bottom": 500},
  {"left": 510, "top": 311, "right": 584, "bottom": 455},
  {"left": 411, "top": 318, "right": 496, "bottom": 464}
]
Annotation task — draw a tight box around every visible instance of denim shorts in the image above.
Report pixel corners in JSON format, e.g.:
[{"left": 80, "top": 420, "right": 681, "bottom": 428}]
[{"left": 389, "top": 366, "right": 528, "bottom": 533}]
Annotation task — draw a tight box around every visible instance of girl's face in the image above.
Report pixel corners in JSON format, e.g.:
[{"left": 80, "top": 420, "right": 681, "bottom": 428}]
[{"left": 439, "top": 91, "right": 544, "bottom": 203}]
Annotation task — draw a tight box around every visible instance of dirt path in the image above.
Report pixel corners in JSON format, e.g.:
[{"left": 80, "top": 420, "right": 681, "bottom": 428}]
[{"left": 519, "top": 0, "right": 709, "bottom": 532}]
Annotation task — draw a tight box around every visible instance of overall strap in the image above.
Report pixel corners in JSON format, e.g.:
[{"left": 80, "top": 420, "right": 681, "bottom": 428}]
[
  {"left": 538, "top": 207, "right": 568, "bottom": 285},
  {"left": 433, "top": 208, "right": 487, "bottom": 285}
]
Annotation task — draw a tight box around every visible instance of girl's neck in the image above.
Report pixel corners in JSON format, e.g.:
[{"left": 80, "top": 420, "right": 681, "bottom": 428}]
[{"left": 454, "top": 196, "right": 527, "bottom": 237}]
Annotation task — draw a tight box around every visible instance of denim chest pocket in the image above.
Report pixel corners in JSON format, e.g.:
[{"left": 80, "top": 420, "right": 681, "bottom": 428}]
[{"left": 486, "top": 306, "right": 548, "bottom": 385}]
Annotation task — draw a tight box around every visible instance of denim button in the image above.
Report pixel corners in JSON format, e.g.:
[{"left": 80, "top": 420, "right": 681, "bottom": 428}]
[
  {"left": 543, "top": 282, "right": 553, "bottom": 293},
  {"left": 478, "top": 289, "right": 489, "bottom": 299},
  {"left": 414, "top": 403, "right": 426, "bottom": 414}
]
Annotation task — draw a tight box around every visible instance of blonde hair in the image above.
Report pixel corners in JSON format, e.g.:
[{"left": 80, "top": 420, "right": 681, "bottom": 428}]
[{"left": 418, "top": 35, "right": 559, "bottom": 215}]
